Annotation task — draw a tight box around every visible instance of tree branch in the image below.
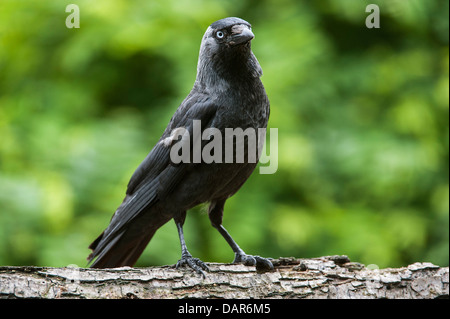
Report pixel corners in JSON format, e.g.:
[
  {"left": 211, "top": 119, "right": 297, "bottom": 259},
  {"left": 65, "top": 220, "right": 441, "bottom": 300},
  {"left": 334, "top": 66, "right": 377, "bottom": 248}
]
[{"left": 0, "top": 256, "right": 448, "bottom": 299}]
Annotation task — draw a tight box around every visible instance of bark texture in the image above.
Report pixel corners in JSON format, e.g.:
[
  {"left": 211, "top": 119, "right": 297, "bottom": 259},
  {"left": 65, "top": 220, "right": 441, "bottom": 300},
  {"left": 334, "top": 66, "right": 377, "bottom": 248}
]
[{"left": 0, "top": 256, "right": 448, "bottom": 299}]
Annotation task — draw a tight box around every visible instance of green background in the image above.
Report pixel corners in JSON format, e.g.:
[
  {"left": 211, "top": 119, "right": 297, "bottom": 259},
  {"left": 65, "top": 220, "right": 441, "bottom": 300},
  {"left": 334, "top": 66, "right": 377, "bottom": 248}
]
[{"left": 0, "top": 0, "right": 448, "bottom": 269}]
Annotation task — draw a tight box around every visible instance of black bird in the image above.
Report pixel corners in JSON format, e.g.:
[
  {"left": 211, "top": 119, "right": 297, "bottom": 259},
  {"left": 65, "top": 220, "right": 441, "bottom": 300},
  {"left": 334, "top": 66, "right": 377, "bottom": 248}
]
[{"left": 88, "top": 17, "right": 272, "bottom": 274}]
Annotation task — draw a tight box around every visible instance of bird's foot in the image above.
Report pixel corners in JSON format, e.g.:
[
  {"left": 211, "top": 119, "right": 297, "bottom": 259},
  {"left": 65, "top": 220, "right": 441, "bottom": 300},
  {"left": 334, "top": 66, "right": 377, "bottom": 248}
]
[
  {"left": 233, "top": 253, "right": 274, "bottom": 273},
  {"left": 176, "top": 253, "right": 210, "bottom": 277}
]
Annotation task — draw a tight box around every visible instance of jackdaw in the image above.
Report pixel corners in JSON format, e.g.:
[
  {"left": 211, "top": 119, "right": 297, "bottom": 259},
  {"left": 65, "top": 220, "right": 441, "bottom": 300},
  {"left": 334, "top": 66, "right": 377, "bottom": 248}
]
[{"left": 87, "top": 17, "right": 273, "bottom": 274}]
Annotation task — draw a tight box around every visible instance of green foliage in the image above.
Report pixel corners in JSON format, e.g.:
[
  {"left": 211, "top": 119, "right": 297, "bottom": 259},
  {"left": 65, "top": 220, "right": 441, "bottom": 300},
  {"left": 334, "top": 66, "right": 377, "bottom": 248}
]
[{"left": 0, "top": 0, "right": 448, "bottom": 268}]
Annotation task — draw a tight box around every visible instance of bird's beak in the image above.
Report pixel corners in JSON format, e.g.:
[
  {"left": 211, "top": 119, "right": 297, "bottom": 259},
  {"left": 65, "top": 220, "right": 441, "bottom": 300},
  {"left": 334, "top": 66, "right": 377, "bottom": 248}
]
[{"left": 229, "top": 25, "right": 255, "bottom": 46}]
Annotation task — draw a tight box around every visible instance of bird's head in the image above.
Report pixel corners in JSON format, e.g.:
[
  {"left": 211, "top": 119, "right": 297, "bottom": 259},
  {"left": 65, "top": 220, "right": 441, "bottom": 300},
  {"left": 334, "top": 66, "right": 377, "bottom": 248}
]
[
  {"left": 207, "top": 17, "right": 254, "bottom": 48},
  {"left": 197, "top": 17, "right": 262, "bottom": 84}
]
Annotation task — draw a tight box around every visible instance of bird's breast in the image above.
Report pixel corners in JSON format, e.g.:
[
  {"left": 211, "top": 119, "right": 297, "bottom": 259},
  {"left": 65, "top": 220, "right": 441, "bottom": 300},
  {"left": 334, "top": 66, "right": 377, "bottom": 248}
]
[{"left": 214, "top": 82, "right": 269, "bottom": 129}]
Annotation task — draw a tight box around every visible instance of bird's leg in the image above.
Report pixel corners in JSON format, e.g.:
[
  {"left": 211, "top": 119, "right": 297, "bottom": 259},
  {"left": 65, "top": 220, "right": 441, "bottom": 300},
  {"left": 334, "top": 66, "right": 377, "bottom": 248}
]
[
  {"left": 216, "top": 224, "right": 274, "bottom": 271},
  {"left": 174, "top": 213, "right": 209, "bottom": 276},
  {"left": 208, "top": 201, "right": 274, "bottom": 272}
]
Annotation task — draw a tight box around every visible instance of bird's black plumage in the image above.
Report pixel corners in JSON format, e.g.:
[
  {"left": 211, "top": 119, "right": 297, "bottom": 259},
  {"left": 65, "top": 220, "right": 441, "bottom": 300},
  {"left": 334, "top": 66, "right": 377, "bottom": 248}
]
[{"left": 88, "top": 17, "right": 272, "bottom": 273}]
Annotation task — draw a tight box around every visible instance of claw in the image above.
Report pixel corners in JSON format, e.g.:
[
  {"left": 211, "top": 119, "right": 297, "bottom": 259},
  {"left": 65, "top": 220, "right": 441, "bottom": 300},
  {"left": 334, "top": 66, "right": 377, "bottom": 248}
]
[
  {"left": 233, "top": 253, "right": 256, "bottom": 266},
  {"left": 233, "top": 253, "right": 274, "bottom": 273},
  {"left": 254, "top": 256, "right": 274, "bottom": 273},
  {"left": 176, "top": 254, "right": 210, "bottom": 277}
]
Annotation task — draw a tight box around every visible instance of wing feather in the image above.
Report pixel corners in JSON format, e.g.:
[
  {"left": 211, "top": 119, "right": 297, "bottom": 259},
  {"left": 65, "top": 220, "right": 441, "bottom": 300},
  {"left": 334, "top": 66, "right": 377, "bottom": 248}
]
[{"left": 88, "top": 93, "right": 218, "bottom": 263}]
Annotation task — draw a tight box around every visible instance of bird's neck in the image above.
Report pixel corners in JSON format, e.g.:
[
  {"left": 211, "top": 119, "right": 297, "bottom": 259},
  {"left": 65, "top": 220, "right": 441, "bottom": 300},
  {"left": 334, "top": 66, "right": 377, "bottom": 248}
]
[{"left": 195, "top": 49, "right": 262, "bottom": 93}]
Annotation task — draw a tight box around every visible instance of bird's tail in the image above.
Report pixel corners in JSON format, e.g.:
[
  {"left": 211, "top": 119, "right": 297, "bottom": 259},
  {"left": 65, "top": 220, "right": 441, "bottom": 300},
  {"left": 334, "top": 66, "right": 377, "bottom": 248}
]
[
  {"left": 87, "top": 231, "right": 151, "bottom": 268},
  {"left": 87, "top": 213, "right": 171, "bottom": 268}
]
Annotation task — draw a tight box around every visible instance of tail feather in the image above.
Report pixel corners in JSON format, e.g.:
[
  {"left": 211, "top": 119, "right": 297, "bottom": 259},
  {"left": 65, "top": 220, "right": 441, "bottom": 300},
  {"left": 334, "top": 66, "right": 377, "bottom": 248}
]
[
  {"left": 88, "top": 229, "right": 155, "bottom": 268},
  {"left": 87, "top": 207, "right": 173, "bottom": 268}
]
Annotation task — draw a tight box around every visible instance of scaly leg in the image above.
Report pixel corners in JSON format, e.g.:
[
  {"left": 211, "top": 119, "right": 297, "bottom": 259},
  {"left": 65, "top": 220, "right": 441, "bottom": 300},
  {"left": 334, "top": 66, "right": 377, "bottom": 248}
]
[
  {"left": 174, "top": 212, "right": 209, "bottom": 276},
  {"left": 208, "top": 201, "right": 273, "bottom": 272}
]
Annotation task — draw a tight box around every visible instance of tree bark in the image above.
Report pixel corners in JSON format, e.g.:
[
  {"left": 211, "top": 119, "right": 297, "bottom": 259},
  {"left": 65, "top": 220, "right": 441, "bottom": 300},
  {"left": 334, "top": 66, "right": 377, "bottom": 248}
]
[{"left": 0, "top": 256, "right": 448, "bottom": 299}]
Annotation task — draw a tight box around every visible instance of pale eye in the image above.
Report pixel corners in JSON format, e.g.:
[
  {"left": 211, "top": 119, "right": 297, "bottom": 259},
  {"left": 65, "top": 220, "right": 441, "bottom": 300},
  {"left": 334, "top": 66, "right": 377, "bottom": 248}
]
[{"left": 216, "top": 31, "right": 225, "bottom": 39}]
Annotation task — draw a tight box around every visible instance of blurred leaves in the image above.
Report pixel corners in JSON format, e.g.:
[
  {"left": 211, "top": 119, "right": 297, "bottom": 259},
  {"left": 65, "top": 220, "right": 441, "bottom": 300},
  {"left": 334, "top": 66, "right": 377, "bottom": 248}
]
[{"left": 0, "top": 0, "right": 448, "bottom": 268}]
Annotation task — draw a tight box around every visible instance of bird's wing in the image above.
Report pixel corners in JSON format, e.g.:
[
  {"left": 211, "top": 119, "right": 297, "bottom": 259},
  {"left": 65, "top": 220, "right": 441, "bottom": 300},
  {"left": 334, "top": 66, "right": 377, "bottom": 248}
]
[
  {"left": 88, "top": 94, "right": 217, "bottom": 262},
  {"left": 127, "top": 92, "right": 216, "bottom": 194}
]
